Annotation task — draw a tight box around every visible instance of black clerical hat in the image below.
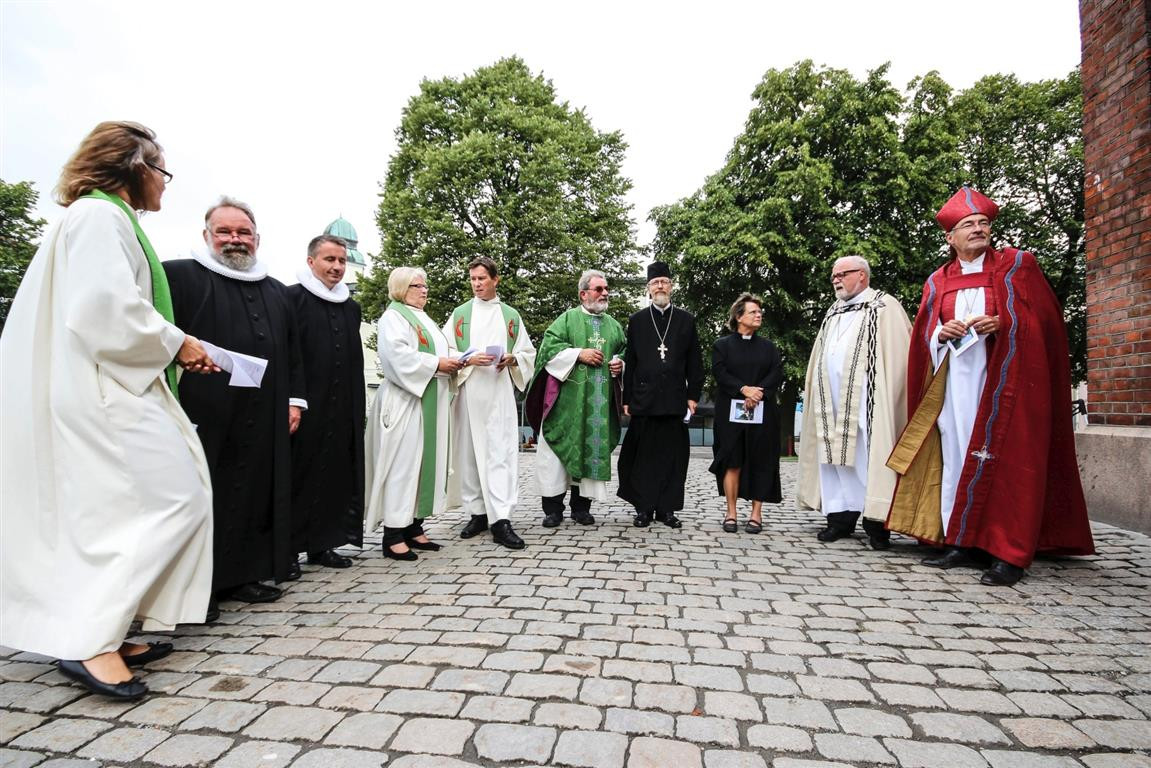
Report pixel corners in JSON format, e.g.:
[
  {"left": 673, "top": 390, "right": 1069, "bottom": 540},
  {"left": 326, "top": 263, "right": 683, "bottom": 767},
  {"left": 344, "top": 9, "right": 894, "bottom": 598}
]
[{"left": 647, "top": 261, "right": 672, "bottom": 282}]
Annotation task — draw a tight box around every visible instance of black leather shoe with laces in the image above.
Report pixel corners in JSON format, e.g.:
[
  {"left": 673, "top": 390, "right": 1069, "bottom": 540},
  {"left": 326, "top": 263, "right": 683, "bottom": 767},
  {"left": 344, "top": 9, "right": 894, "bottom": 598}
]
[{"left": 461, "top": 515, "right": 489, "bottom": 539}]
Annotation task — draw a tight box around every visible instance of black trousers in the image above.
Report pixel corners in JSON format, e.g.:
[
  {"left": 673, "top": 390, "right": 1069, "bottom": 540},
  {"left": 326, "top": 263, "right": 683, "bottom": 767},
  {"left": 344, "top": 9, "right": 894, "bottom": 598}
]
[
  {"left": 542, "top": 486, "right": 591, "bottom": 517},
  {"left": 382, "top": 521, "right": 426, "bottom": 546}
]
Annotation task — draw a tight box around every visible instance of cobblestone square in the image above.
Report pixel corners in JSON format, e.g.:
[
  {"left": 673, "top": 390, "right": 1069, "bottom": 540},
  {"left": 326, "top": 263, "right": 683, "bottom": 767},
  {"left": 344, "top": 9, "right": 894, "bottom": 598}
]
[{"left": 2, "top": 455, "right": 1148, "bottom": 767}]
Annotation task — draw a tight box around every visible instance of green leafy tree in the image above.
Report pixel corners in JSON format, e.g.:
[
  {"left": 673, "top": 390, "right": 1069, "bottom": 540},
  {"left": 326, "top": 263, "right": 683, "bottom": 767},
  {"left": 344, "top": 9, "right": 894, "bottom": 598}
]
[
  {"left": 360, "top": 57, "right": 641, "bottom": 336},
  {"left": 0, "top": 180, "right": 47, "bottom": 332}
]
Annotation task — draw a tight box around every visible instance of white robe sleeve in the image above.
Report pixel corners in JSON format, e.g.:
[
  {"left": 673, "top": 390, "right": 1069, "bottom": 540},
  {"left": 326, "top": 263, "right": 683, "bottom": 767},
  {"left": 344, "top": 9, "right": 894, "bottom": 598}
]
[
  {"left": 510, "top": 321, "right": 537, "bottom": 391},
  {"left": 546, "top": 347, "right": 581, "bottom": 381},
  {"left": 378, "top": 309, "right": 439, "bottom": 397},
  {"left": 62, "top": 201, "right": 185, "bottom": 397}
]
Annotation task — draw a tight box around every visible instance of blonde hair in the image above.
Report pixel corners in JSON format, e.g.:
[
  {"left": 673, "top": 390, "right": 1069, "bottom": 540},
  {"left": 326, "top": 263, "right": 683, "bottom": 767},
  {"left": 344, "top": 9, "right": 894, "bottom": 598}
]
[
  {"left": 388, "top": 266, "right": 427, "bottom": 302},
  {"left": 54, "top": 121, "right": 162, "bottom": 208}
]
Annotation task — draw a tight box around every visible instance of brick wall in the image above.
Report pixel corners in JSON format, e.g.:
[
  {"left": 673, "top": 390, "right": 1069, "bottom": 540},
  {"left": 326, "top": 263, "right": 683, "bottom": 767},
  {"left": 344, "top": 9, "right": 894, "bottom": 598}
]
[{"left": 1081, "top": 0, "right": 1151, "bottom": 426}]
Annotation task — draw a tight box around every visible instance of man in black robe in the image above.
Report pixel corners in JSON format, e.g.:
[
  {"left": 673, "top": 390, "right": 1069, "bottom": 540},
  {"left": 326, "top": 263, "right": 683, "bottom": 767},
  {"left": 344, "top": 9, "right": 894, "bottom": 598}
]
[
  {"left": 164, "top": 197, "right": 305, "bottom": 617},
  {"left": 288, "top": 235, "right": 364, "bottom": 569},
  {"left": 617, "top": 261, "right": 704, "bottom": 528}
]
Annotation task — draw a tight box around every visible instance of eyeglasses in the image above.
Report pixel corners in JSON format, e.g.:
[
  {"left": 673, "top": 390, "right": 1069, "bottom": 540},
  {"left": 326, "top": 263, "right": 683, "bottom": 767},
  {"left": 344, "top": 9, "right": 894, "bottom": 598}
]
[
  {"left": 952, "top": 218, "right": 991, "bottom": 232},
  {"left": 210, "top": 228, "right": 256, "bottom": 241},
  {"left": 408, "top": 283, "right": 428, "bottom": 290},
  {"left": 146, "top": 162, "right": 173, "bottom": 183},
  {"left": 648, "top": 279, "right": 671, "bottom": 288},
  {"left": 585, "top": 285, "right": 609, "bottom": 294},
  {"left": 831, "top": 269, "right": 862, "bottom": 282}
]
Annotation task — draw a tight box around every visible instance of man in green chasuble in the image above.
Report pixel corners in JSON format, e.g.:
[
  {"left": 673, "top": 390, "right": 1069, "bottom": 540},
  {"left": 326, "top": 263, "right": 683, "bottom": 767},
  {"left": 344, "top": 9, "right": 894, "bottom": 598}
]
[{"left": 526, "top": 270, "right": 626, "bottom": 527}]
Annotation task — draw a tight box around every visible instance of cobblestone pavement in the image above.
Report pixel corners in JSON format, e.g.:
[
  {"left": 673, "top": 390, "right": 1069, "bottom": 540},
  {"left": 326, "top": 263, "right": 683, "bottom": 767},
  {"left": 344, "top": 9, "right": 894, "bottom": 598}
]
[{"left": 3, "top": 455, "right": 1151, "bottom": 768}]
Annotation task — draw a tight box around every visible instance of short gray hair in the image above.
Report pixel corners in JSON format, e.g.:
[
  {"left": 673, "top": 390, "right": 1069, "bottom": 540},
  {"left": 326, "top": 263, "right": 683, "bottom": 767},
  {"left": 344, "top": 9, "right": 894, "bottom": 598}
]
[
  {"left": 838, "top": 255, "right": 871, "bottom": 279},
  {"left": 578, "top": 269, "right": 606, "bottom": 293},
  {"left": 388, "top": 266, "right": 427, "bottom": 302},
  {"left": 204, "top": 195, "right": 257, "bottom": 229}
]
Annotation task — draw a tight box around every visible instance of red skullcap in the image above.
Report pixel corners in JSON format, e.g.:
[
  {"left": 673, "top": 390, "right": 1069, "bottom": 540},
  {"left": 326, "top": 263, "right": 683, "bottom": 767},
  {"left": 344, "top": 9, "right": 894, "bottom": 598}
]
[{"left": 935, "top": 186, "right": 1000, "bottom": 231}]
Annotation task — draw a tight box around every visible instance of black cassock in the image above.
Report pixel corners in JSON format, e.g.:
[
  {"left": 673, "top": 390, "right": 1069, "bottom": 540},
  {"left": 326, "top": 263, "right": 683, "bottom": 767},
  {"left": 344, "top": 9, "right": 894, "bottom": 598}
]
[
  {"left": 617, "top": 304, "right": 704, "bottom": 515},
  {"left": 164, "top": 259, "right": 304, "bottom": 590},
  {"left": 288, "top": 285, "right": 365, "bottom": 555},
  {"left": 710, "top": 333, "right": 783, "bottom": 502}
]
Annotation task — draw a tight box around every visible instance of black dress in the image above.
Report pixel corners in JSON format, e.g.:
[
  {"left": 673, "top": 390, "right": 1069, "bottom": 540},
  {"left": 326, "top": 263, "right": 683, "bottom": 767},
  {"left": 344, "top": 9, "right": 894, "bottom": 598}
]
[{"left": 709, "top": 332, "right": 783, "bottom": 502}]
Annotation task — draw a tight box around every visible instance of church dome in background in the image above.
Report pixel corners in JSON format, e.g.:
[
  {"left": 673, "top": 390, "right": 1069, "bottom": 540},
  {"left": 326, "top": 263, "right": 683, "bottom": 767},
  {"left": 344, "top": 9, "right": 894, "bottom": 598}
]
[{"left": 324, "top": 217, "right": 366, "bottom": 267}]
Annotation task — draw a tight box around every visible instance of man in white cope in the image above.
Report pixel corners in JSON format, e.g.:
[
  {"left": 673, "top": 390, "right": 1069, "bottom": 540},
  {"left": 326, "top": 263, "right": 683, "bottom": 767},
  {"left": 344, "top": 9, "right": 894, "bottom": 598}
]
[
  {"left": 444, "top": 257, "right": 537, "bottom": 549},
  {"left": 365, "top": 267, "right": 463, "bottom": 560},
  {"left": 796, "top": 256, "right": 911, "bottom": 549}
]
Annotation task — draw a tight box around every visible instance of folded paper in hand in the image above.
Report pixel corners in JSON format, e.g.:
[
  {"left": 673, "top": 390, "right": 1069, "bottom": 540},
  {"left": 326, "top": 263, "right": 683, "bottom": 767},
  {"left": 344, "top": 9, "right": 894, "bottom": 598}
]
[{"left": 200, "top": 341, "right": 268, "bottom": 388}]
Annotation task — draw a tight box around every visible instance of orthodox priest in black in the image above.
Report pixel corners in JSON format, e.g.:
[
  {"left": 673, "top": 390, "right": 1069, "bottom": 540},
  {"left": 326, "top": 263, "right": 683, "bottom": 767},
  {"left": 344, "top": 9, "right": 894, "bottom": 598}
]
[
  {"left": 164, "top": 197, "right": 306, "bottom": 615},
  {"left": 288, "top": 235, "right": 365, "bottom": 569},
  {"left": 617, "top": 262, "right": 704, "bottom": 528}
]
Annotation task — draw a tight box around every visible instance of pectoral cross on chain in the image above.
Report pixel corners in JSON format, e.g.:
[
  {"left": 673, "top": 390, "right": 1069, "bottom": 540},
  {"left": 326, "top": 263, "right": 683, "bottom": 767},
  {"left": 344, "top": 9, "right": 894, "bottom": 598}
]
[{"left": 657, "top": 342, "right": 668, "bottom": 361}]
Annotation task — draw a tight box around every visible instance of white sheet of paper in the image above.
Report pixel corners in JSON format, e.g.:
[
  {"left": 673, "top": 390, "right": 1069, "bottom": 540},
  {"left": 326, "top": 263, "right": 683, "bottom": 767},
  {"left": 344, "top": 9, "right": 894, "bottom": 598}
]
[
  {"left": 683, "top": 408, "right": 693, "bottom": 424},
  {"left": 200, "top": 341, "right": 268, "bottom": 388},
  {"left": 948, "top": 326, "right": 981, "bottom": 357},
  {"left": 485, "top": 345, "right": 504, "bottom": 366},
  {"left": 458, "top": 347, "right": 479, "bottom": 362},
  {"left": 729, "top": 400, "right": 764, "bottom": 424}
]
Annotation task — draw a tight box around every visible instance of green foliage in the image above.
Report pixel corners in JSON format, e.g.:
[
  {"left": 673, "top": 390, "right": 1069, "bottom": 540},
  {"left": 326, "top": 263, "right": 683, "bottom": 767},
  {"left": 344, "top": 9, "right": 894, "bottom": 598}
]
[
  {"left": 653, "top": 61, "right": 1087, "bottom": 404},
  {"left": 0, "top": 179, "right": 47, "bottom": 332},
  {"left": 361, "top": 57, "right": 641, "bottom": 336}
]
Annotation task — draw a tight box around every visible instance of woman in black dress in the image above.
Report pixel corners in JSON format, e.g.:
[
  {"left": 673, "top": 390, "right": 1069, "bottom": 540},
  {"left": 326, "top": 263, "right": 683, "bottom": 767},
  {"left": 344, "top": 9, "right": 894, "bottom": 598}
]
[{"left": 710, "top": 293, "right": 783, "bottom": 533}]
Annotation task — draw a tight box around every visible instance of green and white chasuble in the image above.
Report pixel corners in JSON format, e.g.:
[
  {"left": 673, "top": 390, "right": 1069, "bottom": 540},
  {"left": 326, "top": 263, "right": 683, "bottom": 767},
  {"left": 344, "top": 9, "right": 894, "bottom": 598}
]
[{"left": 532, "top": 307, "right": 626, "bottom": 492}]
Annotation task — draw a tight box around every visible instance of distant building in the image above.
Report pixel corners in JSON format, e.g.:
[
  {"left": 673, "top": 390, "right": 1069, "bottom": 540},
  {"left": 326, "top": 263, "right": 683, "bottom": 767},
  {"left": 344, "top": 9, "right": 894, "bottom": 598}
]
[{"left": 323, "top": 216, "right": 369, "bottom": 289}]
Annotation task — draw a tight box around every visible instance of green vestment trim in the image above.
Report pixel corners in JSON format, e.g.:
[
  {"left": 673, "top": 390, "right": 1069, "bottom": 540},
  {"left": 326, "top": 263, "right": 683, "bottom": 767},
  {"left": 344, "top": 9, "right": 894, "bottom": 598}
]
[
  {"left": 82, "top": 190, "right": 179, "bottom": 397},
  {"left": 532, "top": 308, "right": 626, "bottom": 481},
  {"left": 451, "top": 299, "right": 521, "bottom": 351},
  {"left": 388, "top": 302, "right": 439, "bottom": 519}
]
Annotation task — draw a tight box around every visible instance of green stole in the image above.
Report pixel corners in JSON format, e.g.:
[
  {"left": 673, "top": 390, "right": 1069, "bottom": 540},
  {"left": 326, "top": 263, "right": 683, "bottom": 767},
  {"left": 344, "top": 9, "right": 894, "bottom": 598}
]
[
  {"left": 82, "top": 190, "right": 179, "bottom": 397},
  {"left": 451, "top": 298, "right": 522, "bottom": 350},
  {"left": 388, "top": 301, "right": 440, "bottom": 519},
  {"left": 533, "top": 307, "right": 626, "bottom": 481}
]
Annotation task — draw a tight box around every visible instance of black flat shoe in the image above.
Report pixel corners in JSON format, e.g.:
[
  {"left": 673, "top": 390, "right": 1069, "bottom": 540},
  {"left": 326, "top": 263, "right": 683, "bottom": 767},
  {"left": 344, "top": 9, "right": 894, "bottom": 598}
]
[
  {"left": 461, "top": 515, "right": 490, "bottom": 539},
  {"left": 922, "top": 547, "right": 978, "bottom": 570},
  {"left": 282, "top": 561, "right": 302, "bottom": 581},
  {"left": 406, "top": 538, "right": 442, "bottom": 552},
  {"left": 57, "top": 660, "right": 148, "bottom": 701},
  {"left": 817, "top": 526, "right": 853, "bottom": 542},
  {"left": 633, "top": 512, "right": 652, "bottom": 527},
  {"left": 383, "top": 544, "right": 418, "bottom": 561},
  {"left": 491, "top": 520, "right": 525, "bottom": 550},
  {"left": 661, "top": 513, "right": 683, "bottom": 529},
  {"left": 744, "top": 518, "right": 762, "bottom": 534},
  {"left": 226, "top": 582, "right": 283, "bottom": 603},
  {"left": 980, "top": 559, "right": 1025, "bottom": 586},
  {"left": 307, "top": 550, "right": 353, "bottom": 568},
  {"left": 122, "top": 642, "right": 174, "bottom": 668},
  {"left": 722, "top": 517, "right": 737, "bottom": 533}
]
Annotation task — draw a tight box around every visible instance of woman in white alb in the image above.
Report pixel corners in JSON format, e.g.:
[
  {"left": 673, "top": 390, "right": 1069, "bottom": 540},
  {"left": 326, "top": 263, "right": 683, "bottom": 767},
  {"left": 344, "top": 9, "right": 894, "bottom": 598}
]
[
  {"left": 364, "top": 267, "right": 463, "bottom": 560},
  {"left": 0, "top": 122, "right": 217, "bottom": 700}
]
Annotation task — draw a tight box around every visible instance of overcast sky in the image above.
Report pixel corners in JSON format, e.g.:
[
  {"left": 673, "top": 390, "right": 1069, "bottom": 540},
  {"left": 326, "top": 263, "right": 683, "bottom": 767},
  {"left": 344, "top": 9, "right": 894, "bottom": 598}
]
[{"left": 1, "top": 1, "right": 1082, "bottom": 283}]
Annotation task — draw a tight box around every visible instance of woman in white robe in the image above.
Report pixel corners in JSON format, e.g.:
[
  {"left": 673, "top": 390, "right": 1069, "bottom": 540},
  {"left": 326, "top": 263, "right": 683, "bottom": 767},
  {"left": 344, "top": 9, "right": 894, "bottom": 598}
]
[
  {"left": 364, "top": 267, "right": 463, "bottom": 560},
  {"left": 0, "top": 122, "right": 217, "bottom": 700}
]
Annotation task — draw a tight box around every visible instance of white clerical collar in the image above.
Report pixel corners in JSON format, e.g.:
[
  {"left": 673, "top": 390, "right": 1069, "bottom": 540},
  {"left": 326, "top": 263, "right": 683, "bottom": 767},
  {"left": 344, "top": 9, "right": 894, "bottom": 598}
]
[
  {"left": 296, "top": 268, "right": 349, "bottom": 303},
  {"left": 194, "top": 250, "right": 268, "bottom": 282},
  {"left": 740, "top": 333, "right": 753, "bottom": 340},
  {"left": 959, "top": 252, "right": 986, "bottom": 273},
  {"left": 651, "top": 302, "right": 672, "bottom": 314},
  {"left": 476, "top": 296, "right": 501, "bottom": 306}
]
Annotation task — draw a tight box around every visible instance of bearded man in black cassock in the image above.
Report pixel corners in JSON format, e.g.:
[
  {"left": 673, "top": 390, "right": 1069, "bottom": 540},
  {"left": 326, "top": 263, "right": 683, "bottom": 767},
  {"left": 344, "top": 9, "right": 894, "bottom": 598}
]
[
  {"left": 164, "top": 197, "right": 306, "bottom": 618},
  {"left": 287, "top": 234, "right": 364, "bottom": 570},
  {"left": 617, "top": 261, "right": 704, "bottom": 528}
]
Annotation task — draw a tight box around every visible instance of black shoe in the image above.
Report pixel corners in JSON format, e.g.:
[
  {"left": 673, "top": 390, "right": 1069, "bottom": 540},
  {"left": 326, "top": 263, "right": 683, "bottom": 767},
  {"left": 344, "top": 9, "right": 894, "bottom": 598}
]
[
  {"left": 744, "top": 518, "right": 762, "bottom": 534},
  {"left": 661, "top": 513, "right": 683, "bottom": 529},
  {"left": 461, "top": 515, "right": 489, "bottom": 539},
  {"left": 542, "top": 511, "right": 563, "bottom": 528},
  {"left": 226, "top": 582, "right": 283, "bottom": 603},
  {"left": 122, "top": 642, "right": 174, "bottom": 668},
  {"left": 406, "top": 538, "right": 442, "bottom": 552},
  {"left": 981, "top": 559, "right": 1025, "bottom": 586},
  {"left": 282, "top": 561, "right": 302, "bottom": 581},
  {"left": 203, "top": 597, "right": 220, "bottom": 624},
  {"left": 817, "top": 526, "right": 853, "bottom": 542},
  {"left": 383, "top": 543, "right": 418, "bottom": 561},
  {"left": 307, "top": 550, "right": 353, "bottom": 567},
  {"left": 861, "top": 519, "right": 891, "bottom": 551},
  {"left": 491, "top": 520, "right": 525, "bottom": 550},
  {"left": 922, "top": 547, "right": 977, "bottom": 569},
  {"left": 634, "top": 511, "right": 652, "bottom": 527},
  {"left": 571, "top": 509, "right": 595, "bottom": 525},
  {"left": 722, "top": 517, "right": 738, "bottom": 533},
  {"left": 57, "top": 660, "right": 148, "bottom": 701}
]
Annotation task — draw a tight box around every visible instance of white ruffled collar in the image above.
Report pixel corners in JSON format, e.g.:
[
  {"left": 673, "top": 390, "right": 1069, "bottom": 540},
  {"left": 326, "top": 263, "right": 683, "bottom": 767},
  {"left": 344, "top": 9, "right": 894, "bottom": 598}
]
[
  {"left": 194, "top": 250, "right": 268, "bottom": 282},
  {"left": 296, "top": 268, "right": 349, "bottom": 303}
]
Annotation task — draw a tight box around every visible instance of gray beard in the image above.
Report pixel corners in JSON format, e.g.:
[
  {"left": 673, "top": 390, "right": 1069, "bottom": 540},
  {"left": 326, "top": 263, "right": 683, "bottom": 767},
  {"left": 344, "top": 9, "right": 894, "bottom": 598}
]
[
  {"left": 212, "top": 244, "right": 257, "bottom": 272},
  {"left": 583, "top": 298, "right": 608, "bottom": 315},
  {"left": 651, "top": 292, "right": 671, "bottom": 308}
]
